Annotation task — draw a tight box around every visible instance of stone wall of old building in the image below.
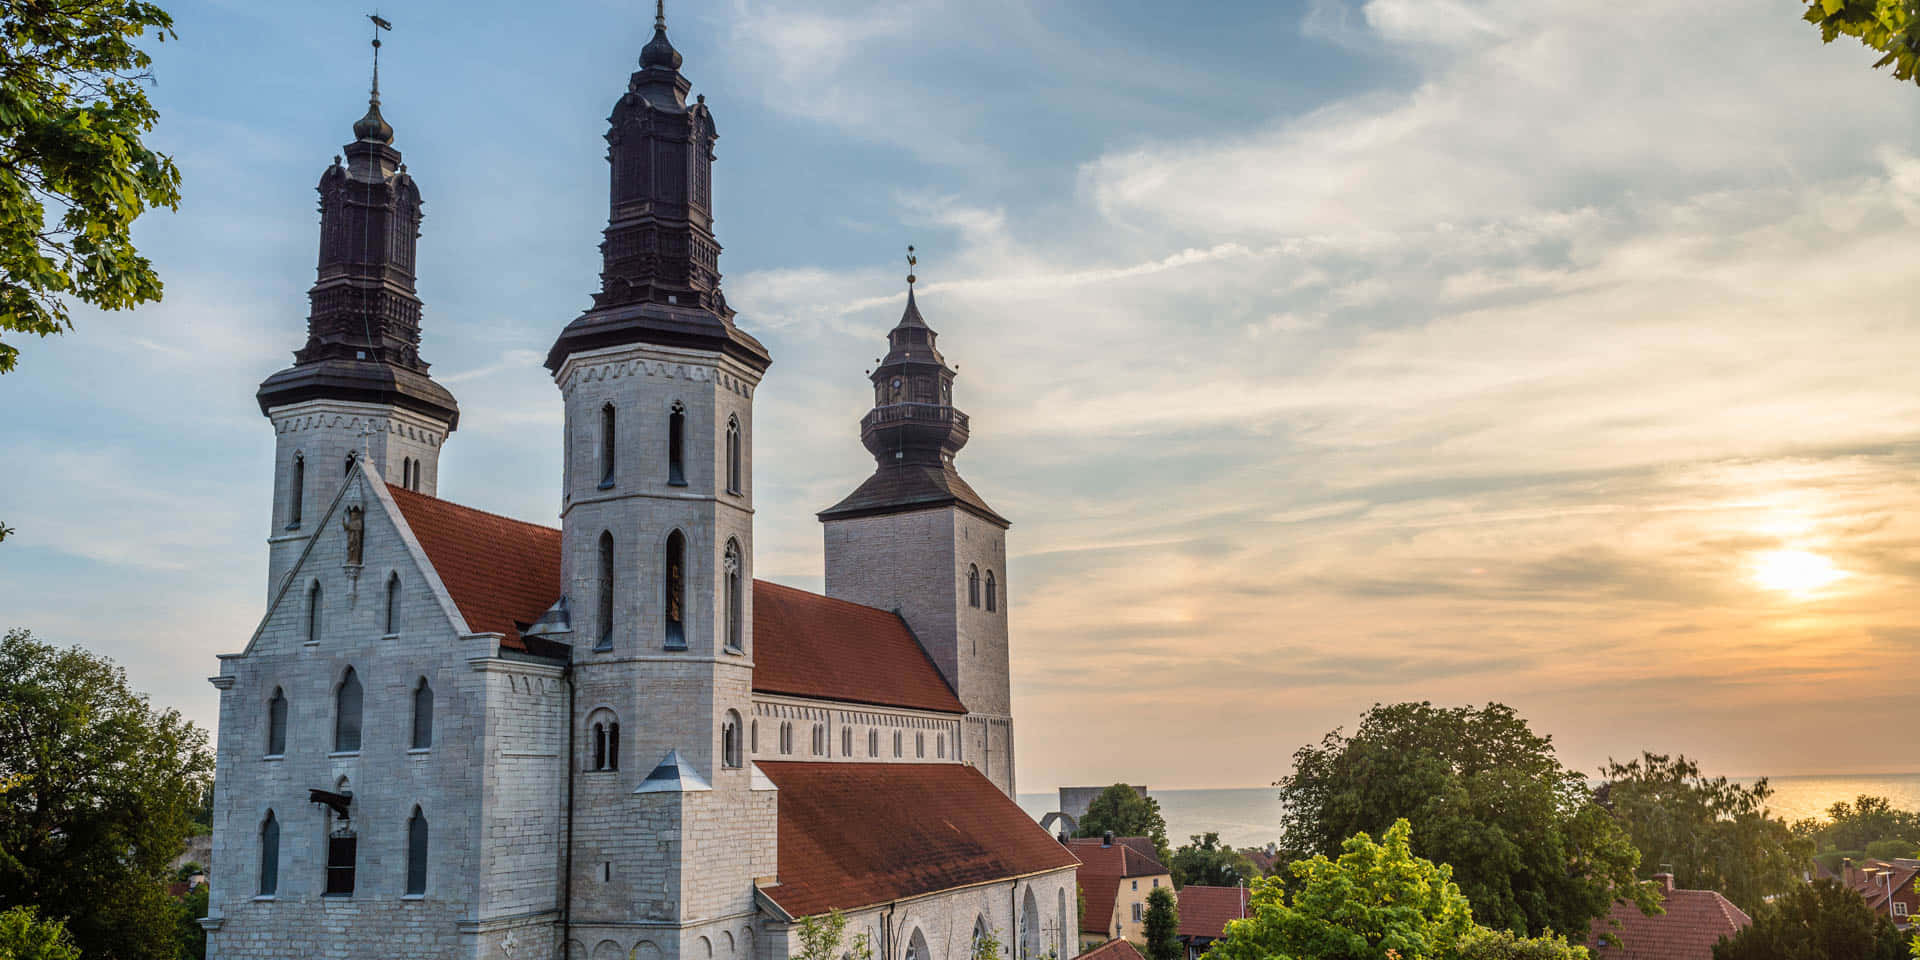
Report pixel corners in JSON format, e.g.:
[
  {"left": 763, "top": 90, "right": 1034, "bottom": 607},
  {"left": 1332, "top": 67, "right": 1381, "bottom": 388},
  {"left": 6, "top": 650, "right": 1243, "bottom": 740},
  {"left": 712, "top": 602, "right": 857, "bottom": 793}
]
[{"left": 764, "top": 867, "right": 1080, "bottom": 960}]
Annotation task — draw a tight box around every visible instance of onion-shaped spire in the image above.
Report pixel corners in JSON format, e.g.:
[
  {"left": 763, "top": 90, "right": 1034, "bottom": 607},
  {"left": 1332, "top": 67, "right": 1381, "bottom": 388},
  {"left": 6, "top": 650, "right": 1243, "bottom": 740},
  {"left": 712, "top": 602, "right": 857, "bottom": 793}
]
[{"left": 640, "top": 0, "right": 683, "bottom": 70}]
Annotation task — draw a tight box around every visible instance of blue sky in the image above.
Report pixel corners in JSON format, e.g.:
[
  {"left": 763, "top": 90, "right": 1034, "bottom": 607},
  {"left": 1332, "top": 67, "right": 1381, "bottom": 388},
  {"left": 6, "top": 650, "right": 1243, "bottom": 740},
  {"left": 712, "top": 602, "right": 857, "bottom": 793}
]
[{"left": 5, "top": 0, "right": 1920, "bottom": 792}]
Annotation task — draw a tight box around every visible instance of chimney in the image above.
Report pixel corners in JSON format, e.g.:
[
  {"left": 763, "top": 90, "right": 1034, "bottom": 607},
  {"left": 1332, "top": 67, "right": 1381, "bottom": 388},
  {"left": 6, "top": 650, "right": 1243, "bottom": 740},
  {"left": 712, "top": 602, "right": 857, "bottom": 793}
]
[
  {"left": 1103, "top": 831, "right": 1114, "bottom": 848},
  {"left": 1653, "top": 872, "right": 1676, "bottom": 892},
  {"left": 1843, "top": 857, "right": 1856, "bottom": 886}
]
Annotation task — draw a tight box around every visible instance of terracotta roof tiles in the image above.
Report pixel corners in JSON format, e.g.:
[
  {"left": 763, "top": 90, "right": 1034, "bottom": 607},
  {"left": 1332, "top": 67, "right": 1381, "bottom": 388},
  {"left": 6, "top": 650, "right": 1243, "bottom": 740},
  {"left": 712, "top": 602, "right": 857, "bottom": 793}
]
[
  {"left": 388, "top": 485, "right": 563, "bottom": 654},
  {"left": 1585, "top": 883, "right": 1752, "bottom": 960},
  {"left": 1077, "top": 941, "right": 1145, "bottom": 960},
  {"left": 1176, "top": 885, "right": 1251, "bottom": 940},
  {"left": 1067, "top": 838, "right": 1169, "bottom": 935}
]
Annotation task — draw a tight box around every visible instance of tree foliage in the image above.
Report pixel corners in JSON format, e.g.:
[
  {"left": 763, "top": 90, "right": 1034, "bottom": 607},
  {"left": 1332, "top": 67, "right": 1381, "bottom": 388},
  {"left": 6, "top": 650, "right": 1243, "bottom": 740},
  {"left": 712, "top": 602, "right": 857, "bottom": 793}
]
[
  {"left": 1276, "top": 702, "right": 1654, "bottom": 937},
  {"left": 0, "top": 0, "right": 182, "bottom": 373},
  {"left": 1712, "top": 879, "right": 1909, "bottom": 960},
  {"left": 1170, "top": 832, "right": 1258, "bottom": 889},
  {"left": 1595, "top": 752, "right": 1810, "bottom": 914},
  {"left": 1803, "top": 0, "right": 1920, "bottom": 85},
  {"left": 1144, "top": 886, "right": 1180, "bottom": 960},
  {"left": 1076, "top": 784, "right": 1172, "bottom": 867},
  {"left": 971, "top": 921, "right": 1005, "bottom": 960},
  {"left": 1455, "top": 927, "right": 1590, "bottom": 960},
  {"left": 794, "top": 910, "right": 875, "bottom": 960},
  {"left": 1798, "top": 795, "right": 1920, "bottom": 854},
  {"left": 0, "top": 628, "right": 213, "bottom": 960},
  {"left": 0, "top": 906, "right": 80, "bottom": 960}
]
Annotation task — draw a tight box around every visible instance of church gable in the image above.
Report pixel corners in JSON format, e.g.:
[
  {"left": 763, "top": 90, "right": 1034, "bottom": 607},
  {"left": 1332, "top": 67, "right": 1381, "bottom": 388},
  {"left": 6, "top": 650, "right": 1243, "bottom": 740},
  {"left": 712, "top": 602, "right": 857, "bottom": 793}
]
[{"left": 386, "top": 485, "right": 564, "bottom": 653}]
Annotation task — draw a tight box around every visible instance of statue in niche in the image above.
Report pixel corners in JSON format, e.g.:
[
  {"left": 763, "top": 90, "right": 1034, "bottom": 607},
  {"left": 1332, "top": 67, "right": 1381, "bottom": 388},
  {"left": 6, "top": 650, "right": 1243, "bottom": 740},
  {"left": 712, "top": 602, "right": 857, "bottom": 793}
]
[{"left": 343, "top": 506, "right": 365, "bottom": 565}]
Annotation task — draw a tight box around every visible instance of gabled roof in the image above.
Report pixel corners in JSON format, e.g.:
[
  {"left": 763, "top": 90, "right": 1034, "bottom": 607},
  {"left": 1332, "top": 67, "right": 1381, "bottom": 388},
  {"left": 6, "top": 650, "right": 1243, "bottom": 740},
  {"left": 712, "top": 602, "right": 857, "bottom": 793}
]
[
  {"left": 1176, "top": 885, "right": 1250, "bottom": 940},
  {"left": 1585, "top": 883, "right": 1752, "bottom": 960},
  {"left": 1840, "top": 859, "right": 1919, "bottom": 910},
  {"left": 382, "top": 489, "right": 964, "bottom": 711},
  {"left": 1080, "top": 877, "right": 1119, "bottom": 936},
  {"left": 388, "top": 485, "right": 563, "bottom": 655},
  {"left": 753, "top": 580, "right": 964, "bottom": 714},
  {"left": 756, "top": 762, "right": 1079, "bottom": 918},
  {"left": 1078, "top": 941, "right": 1145, "bottom": 960},
  {"left": 1068, "top": 837, "right": 1169, "bottom": 935}
]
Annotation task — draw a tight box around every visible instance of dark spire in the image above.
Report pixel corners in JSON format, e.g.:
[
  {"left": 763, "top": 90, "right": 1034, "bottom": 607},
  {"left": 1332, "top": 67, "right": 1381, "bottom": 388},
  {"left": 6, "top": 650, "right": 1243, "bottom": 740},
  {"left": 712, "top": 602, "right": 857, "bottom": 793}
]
[
  {"left": 819, "top": 253, "right": 1005, "bottom": 527},
  {"left": 257, "top": 16, "right": 457, "bottom": 427},
  {"left": 546, "top": 7, "right": 769, "bottom": 375}
]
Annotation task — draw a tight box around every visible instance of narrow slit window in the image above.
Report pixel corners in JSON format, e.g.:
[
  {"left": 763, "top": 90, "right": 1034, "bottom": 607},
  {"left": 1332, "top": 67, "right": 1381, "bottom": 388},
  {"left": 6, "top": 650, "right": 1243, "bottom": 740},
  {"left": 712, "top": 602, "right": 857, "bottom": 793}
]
[
  {"left": 600, "top": 403, "right": 617, "bottom": 488},
  {"left": 726, "top": 415, "right": 742, "bottom": 494},
  {"left": 916, "top": 732, "right": 925, "bottom": 758},
  {"left": 266, "top": 687, "right": 287, "bottom": 756},
  {"left": 597, "top": 532, "right": 615, "bottom": 650},
  {"left": 968, "top": 565, "right": 980, "bottom": 608},
  {"left": 411, "top": 677, "right": 433, "bottom": 750},
  {"left": 664, "top": 531, "right": 686, "bottom": 649},
  {"left": 722, "top": 711, "right": 742, "bottom": 768},
  {"left": 986, "top": 571, "right": 997, "bottom": 612},
  {"left": 868, "top": 729, "right": 879, "bottom": 757},
  {"left": 333, "top": 667, "right": 363, "bottom": 753},
  {"left": 287, "top": 454, "right": 305, "bottom": 529},
  {"left": 723, "top": 538, "right": 743, "bottom": 652},
  {"left": 325, "top": 833, "right": 356, "bottom": 896},
  {"left": 385, "top": 573, "right": 402, "bottom": 635},
  {"left": 405, "top": 807, "right": 428, "bottom": 895},
  {"left": 842, "top": 726, "right": 852, "bottom": 757},
  {"left": 258, "top": 810, "right": 280, "bottom": 896},
  {"left": 306, "top": 582, "right": 323, "bottom": 644},
  {"left": 667, "top": 402, "right": 686, "bottom": 486},
  {"left": 893, "top": 730, "right": 903, "bottom": 758}
]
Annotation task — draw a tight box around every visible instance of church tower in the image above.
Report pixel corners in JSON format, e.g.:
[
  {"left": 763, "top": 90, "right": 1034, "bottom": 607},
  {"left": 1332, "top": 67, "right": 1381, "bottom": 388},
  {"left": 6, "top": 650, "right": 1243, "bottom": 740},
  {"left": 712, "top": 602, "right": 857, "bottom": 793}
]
[
  {"left": 256, "top": 59, "right": 457, "bottom": 600},
  {"left": 544, "top": 5, "right": 776, "bottom": 953},
  {"left": 819, "top": 265, "right": 1017, "bottom": 797}
]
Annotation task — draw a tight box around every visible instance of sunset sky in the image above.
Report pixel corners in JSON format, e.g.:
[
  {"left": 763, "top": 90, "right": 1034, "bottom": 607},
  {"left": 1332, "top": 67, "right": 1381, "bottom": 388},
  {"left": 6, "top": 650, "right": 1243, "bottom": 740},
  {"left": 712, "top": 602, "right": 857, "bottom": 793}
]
[{"left": 2, "top": 0, "right": 1917, "bottom": 791}]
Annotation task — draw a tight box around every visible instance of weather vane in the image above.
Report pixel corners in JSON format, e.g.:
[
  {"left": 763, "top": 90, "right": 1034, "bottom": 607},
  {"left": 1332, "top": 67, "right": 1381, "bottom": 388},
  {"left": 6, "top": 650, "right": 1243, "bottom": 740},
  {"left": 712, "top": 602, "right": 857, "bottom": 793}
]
[
  {"left": 906, "top": 244, "right": 918, "bottom": 288},
  {"left": 368, "top": 13, "right": 392, "bottom": 103}
]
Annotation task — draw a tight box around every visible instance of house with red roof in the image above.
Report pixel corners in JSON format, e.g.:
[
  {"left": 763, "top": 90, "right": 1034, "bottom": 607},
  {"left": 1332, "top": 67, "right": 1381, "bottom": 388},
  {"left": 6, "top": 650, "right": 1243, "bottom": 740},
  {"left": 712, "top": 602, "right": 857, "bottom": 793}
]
[
  {"left": 1836, "top": 858, "right": 1920, "bottom": 929},
  {"left": 1069, "top": 836, "right": 1173, "bottom": 950},
  {"left": 1174, "top": 885, "right": 1250, "bottom": 960},
  {"left": 1584, "top": 874, "right": 1752, "bottom": 959},
  {"left": 200, "top": 9, "right": 1077, "bottom": 960}
]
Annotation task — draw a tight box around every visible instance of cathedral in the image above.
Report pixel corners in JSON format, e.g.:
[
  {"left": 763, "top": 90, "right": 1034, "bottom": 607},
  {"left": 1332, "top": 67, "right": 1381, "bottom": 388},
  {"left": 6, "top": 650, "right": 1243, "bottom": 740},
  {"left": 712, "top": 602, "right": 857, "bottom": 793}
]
[{"left": 202, "top": 10, "right": 1078, "bottom": 960}]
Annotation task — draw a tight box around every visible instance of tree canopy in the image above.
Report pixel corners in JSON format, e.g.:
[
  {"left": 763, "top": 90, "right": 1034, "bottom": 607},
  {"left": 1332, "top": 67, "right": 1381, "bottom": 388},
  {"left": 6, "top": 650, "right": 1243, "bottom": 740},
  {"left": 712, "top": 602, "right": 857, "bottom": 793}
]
[
  {"left": 0, "top": 628, "right": 213, "bottom": 959},
  {"left": 1798, "top": 795, "right": 1920, "bottom": 855},
  {"left": 1802, "top": 0, "right": 1920, "bottom": 85},
  {"left": 1144, "top": 885, "right": 1180, "bottom": 960},
  {"left": 1595, "top": 752, "right": 1810, "bottom": 914},
  {"left": 1276, "top": 702, "right": 1654, "bottom": 937},
  {"left": 1076, "top": 784, "right": 1172, "bottom": 867},
  {"left": 1711, "top": 879, "right": 1910, "bottom": 960},
  {"left": 1170, "top": 832, "right": 1258, "bottom": 889},
  {"left": 0, "top": 0, "right": 181, "bottom": 374},
  {"left": 0, "top": 906, "right": 80, "bottom": 960}
]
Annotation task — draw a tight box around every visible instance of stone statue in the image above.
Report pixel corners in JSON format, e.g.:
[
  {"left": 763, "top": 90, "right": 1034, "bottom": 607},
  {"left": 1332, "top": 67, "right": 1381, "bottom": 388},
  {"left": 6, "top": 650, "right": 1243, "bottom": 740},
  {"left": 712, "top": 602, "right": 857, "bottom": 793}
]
[{"left": 343, "top": 506, "right": 365, "bottom": 564}]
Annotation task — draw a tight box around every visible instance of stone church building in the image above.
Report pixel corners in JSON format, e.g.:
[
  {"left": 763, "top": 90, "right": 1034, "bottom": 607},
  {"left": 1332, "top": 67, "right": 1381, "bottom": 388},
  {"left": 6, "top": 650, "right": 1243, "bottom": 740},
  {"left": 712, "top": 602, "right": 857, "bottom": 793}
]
[{"left": 202, "top": 11, "right": 1079, "bottom": 960}]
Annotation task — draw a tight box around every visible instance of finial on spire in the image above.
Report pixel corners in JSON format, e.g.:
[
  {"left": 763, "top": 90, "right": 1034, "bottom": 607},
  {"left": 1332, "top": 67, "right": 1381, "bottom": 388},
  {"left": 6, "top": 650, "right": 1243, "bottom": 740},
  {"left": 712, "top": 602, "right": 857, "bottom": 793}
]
[
  {"left": 368, "top": 13, "right": 391, "bottom": 104},
  {"left": 353, "top": 14, "right": 395, "bottom": 143},
  {"left": 656, "top": 0, "right": 666, "bottom": 29},
  {"left": 906, "top": 244, "right": 918, "bottom": 288},
  {"left": 640, "top": 1, "right": 683, "bottom": 70}
]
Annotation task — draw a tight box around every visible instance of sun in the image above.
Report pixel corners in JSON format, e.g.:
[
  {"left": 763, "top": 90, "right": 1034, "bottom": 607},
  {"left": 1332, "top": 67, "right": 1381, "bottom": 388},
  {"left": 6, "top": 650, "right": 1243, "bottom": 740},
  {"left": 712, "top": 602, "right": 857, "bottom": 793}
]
[{"left": 1751, "top": 549, "right": 1847, "bottom": 594}]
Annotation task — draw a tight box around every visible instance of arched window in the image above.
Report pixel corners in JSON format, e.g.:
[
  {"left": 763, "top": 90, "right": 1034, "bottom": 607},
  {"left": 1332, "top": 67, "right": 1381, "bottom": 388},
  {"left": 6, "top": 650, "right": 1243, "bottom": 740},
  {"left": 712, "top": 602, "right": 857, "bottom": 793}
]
[
  {"left": 590, "top": 717, "right": 620, "bottom": 771},
  {"left": 600, "top": 403, "right": 617, "bottom": 488},
  {"left": 667, "top": 402, "right": 686, "bottom": 486},
  {"left": 868, "top": 728, "right": 879, "bottom": 757},
  {"left": 597, "top": 531, "right": 615, "bottom": 651},
  {"left": 287, "top": 453, "right": 305, "bottom": 529},
  {"left": 968, "top": 565, "right": 980, "bottom": 608},
  {"left": 406, "top": 806, "right": 429, "bottom": 895},
  {"left": 906, "top": 929, "right": 929, "bottom": 960},
  {"left": 1021, "top": 888, "right": 1040, "bottom": 960},
  {"left": 344, "top": 451, "right": 357, "bottom": 476},
  {"left": 779, "top": 722, "right": 793, "bottom": 755},
  {"left": 726, "top": 415, "right": 742, "bottom": 494},
  {"left": 722, "top": 710, "right": 743, "bottom": 768},
  {"left": 333, "top": 667, "right": 362, "bottom": 753},
  {"left": 401, "top": 457, "right": 411, "bottom": 491},
  {"left": 266, "top": 687, "right": 287, "bottom": 757},
  {"left": 306, "top": 582, "right": 322, "bottom": 644},
  {"left": 411, "top": 677, "right": 433, "bottom": 750},
  {"left": 916, "top": 732, "right": 925, "bottom": 758},
  {"left": 258, "top": 810, "right": 280, "bottom": 896},
  {"left": 811, "top": 723, "right": 826, "bottom": 756},
  {"left": 893, "top": 730, "right": 903, "bottom": 758},
  {"left": 842, "top": 726, "right": 852, "bottom": 757},
  {"left": 972, "top": 918, "right": 990, "bottom": 958},
  {"left": 664, "top": 531, "right": 686, "bottom": 649},
  {"left": 986, "top": 570, "right": 997, "bottom": 612},
  {"left": 1059, "top": 888, "right": 1070, "bottom": 958},
  {"left": 750, "top": 720, "right": 759, "bottom": 753},
  {"left": 723, "top": 538, "right": 743, "bottom": 652},
  {"left": 385, "top": 573, "right": 402, "bottom": 635},
  {"left": 937, "top": 733, "right": 946, "bottom": 759}
]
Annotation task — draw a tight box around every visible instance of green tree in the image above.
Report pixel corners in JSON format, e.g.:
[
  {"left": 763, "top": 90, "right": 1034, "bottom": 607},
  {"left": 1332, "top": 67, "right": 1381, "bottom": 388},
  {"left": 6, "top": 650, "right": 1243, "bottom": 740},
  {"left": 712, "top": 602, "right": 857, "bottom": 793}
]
[
  {"left": 1595, "top": 752, "right": 1810, "bottom": 914},
  {"left": 1144, "top": 886, "right": 1180, "bottom": 960},
  {"left": 1276, "top": 702, "right": 1654, "bottom": 937},
  {"left": 1802, "top": 0, "right": 1920, "bottom": 85},
  {"left": 1076, "top": 785, "right": 1172, "bottom": 867},
  {"left": 1803, "top": 796, "right": 1920, "bottom": 853},
  {"left": 0, "top": 0, "right": 182, "bottom": 373},
  {"left": 971, "top": 922, "right": 1005, "bottom": 960},
  {"left": 793, "top": 910, "right": 875, "bottom": 960},
  {"left": 1170, "top": 833, "right": 1257, "bottom": 889},
  {"left": 174, "top": 883, "right": 207, "bottom": 960},
  {"left": 1455, "top": 927, "right": 1589, "bottom": 960},
  {"left": 0, "top": 628, "right": 213, "bottom": 960},
  {"left": 0, "top": 906, "right": 80, "bottom": 960},
  {"left": 1712, "top": 879, "right": 1909, "bottom": 960},
  {"left": 1208, "top": 819, "right": 1478, "bottom": 960}
]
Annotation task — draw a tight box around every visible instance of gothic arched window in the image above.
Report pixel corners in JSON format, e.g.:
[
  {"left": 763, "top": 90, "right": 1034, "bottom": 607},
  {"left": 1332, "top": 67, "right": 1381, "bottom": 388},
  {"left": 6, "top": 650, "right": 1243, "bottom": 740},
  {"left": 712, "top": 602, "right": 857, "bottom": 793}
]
[
  {"left": 723, "top": 538, "right": 743, "bottom": 653},
  {"left": 750, "top": 720, "right": 759, "bottom": 753},
  {"left": 385, "top": 573, "right": 402, "bottom": 635},
  {"left": 726, "top": 415, "right": 742, "bottom": 494},
  {"left": 779, "top": 722, "right": 793, "bottom": 755},
  {"left": 306, "top": 581, "right": 323, "bottom": 644},
  {"left": 333, "top": 667, "right": 363, "bottom": 753},
  {"left": 868, "top": 728, "right": 879, "bottom": 757},
  {"left": 344, "top": 451, "right": 357, "bottom": 476},
  {"left": 600, "top": 403, "right": 617, "bottom": 488},
  {"left": 667, "top": 402, "right": 687, "bottom": 486},
  {"left": 590, "top": 716, "right": 620, "bottom": 772},
  {"left": 1021, "top": 888, "right": 1041, "bottom": 960},
  {"left": 916, "top": 732, "right": 925, "bottom": 758},
  {"left": 937, "top": 733, "right": 946, "bottom": 759},
  {"left": 411, "top": 677, "right": 433, "bottom": 750},
  {"left": 406, "top": 806, "right": 429, "bottom": 895},
  {"left": 266, "top": 686, "right": 287, "bottom": 757},
  {"left": 664, "top": 531, "right": 686, "bottom": 649},
  {"left": 893, "top": 730, "right": 903, "bottom": 758},
  {"left": 985, "top": 570, "right": 997, "bottom": 612},
  {"left": 401, "top": 457, "right": 412, "bottom": 491},
  {"left": 258, "top": 810, "right": 280, "bottom": 896},
  {"left": 287, "top": 453, "right": 305, "bottom": 529},
  {"left": 967, "top": 565, "right": 980, "bottom": 608},
  {"left": 597, "top": 531, "right": 615, "bottom": 651},
  {"left": 722, "top": 710, "right": 743, "bottom": 768},
  {"left": 811, "top": 723, "right": 826, "bottom": 756},
  {"left": 842, "top": 726, "right": 852, "bottom": 757}
]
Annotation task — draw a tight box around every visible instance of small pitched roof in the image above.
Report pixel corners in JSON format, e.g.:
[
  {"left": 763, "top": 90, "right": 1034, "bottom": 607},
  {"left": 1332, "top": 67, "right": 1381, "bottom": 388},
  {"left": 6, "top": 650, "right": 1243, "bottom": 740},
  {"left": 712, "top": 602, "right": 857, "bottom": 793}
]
[
  {"left": 1068, "top": 837, "right": 1169, "bottom": 935},
  {"left": 1078, "top": 941, "right": 1145, "bottom": 960},
  {"left": 1585, "top": 883, "right": 1752, "bottom": 960},
  {"left": 756, "top": 762, "right": 1080, "bottom": 918},
  {"left": 388, "top": 485, "right": 563, "bottom": 655},
  {"left": 818, "top": 461, "right": 1008, "bottom": 527},
  {"left": 1176, "top": 885, "right": 1251, "bottom": 940},
  {"left": 753, "top": 580, "right": 964, "bottom": 714}
]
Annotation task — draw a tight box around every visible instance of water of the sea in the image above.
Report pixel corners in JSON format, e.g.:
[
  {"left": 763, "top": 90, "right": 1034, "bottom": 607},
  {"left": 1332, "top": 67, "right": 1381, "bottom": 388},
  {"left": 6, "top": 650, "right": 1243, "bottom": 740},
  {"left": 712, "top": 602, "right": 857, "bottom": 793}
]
[{"left": 1017, "top": 773, "right": 1920, "bottom": 851}]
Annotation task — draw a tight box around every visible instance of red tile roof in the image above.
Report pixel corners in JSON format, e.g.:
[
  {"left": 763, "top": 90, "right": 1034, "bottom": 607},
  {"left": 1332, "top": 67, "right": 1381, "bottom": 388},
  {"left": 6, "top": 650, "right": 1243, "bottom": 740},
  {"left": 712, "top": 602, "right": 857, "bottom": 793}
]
[
  {"left": 753, "top": 580, "right": 964, "bottom": 714},
  {"left": 1077, "top": 941, "right": 1145, "bottom": 960},
  {"left": 388, "top": 485, "right": 563, "bottom": 652},
  {"left": 1068, "top": 838, "right": 1169, "bottom": 935},
  {"left": 756, "top": 762, "right": 1080, "bottom": 917},
  {"left": 384, "top": 489, "right": 965, "bottom": 712},
  {"left": 1176, "top": 885, "right": 1250, "bottom": 940},
  {"left": 1080, "top": 875, "right": 1119, "bottom": 936},
  {"left": 1585, "top": 882, "right": 1752, "bottom": 960},
  {"left": 1839, "top": 859, "right": 1919, "bottom": 911}
]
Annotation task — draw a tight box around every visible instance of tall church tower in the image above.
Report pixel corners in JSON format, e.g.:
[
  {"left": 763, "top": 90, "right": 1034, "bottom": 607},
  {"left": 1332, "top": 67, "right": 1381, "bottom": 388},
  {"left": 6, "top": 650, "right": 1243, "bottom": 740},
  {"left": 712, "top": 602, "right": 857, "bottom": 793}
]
[
  {"left": 256, "top": 69, "right": 457, "bottom": 600},
  {"left": 820, "top": 271, "right": 1017, "bottom": 796},
  {"left": 544, "top": 5, "right": 776, "bottom": 951}
]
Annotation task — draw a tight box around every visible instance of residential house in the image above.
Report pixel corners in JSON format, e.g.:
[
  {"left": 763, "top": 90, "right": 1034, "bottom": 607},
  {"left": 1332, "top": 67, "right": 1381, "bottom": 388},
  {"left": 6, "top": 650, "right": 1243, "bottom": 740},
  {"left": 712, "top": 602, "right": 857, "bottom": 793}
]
[
  {"left": 1076, "top": 940, "right": 1145, "bottom": 960},
  {"left": 1070, "top": 835, "right": 1172, "bottom": 950},
  {"left": 1837, "top": 858, "right": 1920, "bottom": 929},
  {"left": 1585, "top": 874, "right": 1751, "bottom": 959},
  {"left": 1174, "top": 885, "right": 1249, "bottom": 960}
]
